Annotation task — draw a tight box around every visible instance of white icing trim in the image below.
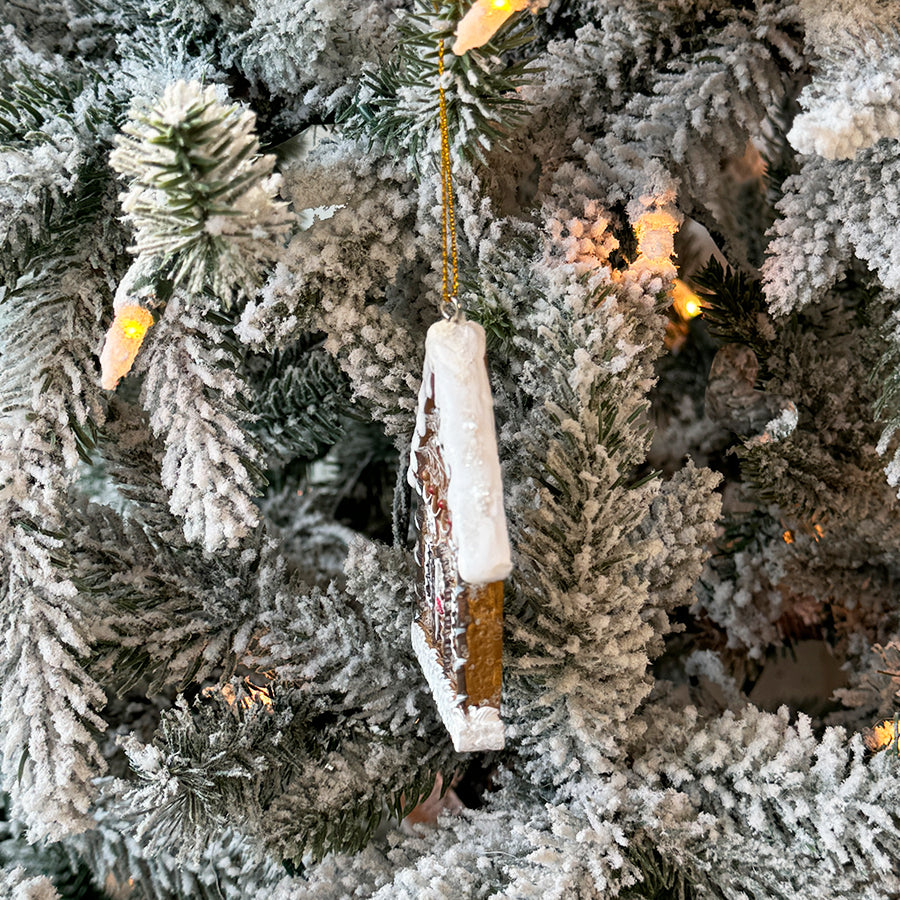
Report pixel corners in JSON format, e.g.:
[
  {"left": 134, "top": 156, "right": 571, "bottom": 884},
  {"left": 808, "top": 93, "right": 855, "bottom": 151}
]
[
  {"left": 411, "top": 622, "right": 505, "bottom": 752},
  {"left": 408, "top": 317, "right": 512, "bottom": 585}
]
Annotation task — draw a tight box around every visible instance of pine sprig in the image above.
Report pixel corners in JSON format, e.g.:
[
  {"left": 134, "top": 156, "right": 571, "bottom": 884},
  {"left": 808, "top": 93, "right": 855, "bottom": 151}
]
[
  {"left": 873, "top": 311, "right": 900, "bottom": 492},
  {"left": 0, "top": 805, "right": 111, "bottom": 900},
  {"left": 341, "top": 0, "right": 540, "bottom": 164},
  {"left": 0, "top": 62, "right": 109, "bottom": 148},
  {"left": 0, "top": 165, "right": 113, "bottom": 294},
  {"left": 248, "top": 340, "right": 355, "bottom": 470},
  {"left": 109, "top": 81, "right": 295, "bottom": 306},
  {"left": 119, "top": 686, "right": 452, "bottom": 866},
  {"left": 691, "top": 258, "right": 775, "bottom": 366},
  {"left": 622, "top": 837, "right": 704, "bottom": 900},
  {"left": 0, "top": 60, "right": 120, "bottom": 291}
]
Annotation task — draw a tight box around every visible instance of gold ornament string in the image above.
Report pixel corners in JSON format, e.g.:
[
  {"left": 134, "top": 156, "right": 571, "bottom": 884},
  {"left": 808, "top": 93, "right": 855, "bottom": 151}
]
[{"left": 437, "top": 36, "right": 460, "bottom": 319}]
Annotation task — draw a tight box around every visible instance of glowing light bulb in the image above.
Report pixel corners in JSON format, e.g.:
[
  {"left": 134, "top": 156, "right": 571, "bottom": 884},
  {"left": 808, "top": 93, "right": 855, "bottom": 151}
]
[
  {"left": 99, "top": 304, "right": 154, "bottom": 390},
  {"left": 634, "top": 209, "right": 679, "bottom": 261},
  {"left": 452, "top": 0, "right": 530, "bottom": 55},
  {"left": 121, "top": 320, "right": 147, "bottom": 340},
  {"left": 865, "top": 719, "right": 899, "bottom": 753},
  {"left": 671, "top": 279, "right": 703, "bottom": 320}
]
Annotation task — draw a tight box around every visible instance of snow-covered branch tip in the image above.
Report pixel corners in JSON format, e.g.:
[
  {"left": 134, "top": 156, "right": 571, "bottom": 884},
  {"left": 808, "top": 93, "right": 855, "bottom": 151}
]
[{"left": 109, "top": 80, "right": 295, "bottom": 307}]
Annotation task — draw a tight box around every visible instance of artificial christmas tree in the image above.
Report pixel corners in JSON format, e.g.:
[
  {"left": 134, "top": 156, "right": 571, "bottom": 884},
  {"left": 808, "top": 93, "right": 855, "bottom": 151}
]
[{"left": 1, "top": 0, "right": 900, "bottom": 898}]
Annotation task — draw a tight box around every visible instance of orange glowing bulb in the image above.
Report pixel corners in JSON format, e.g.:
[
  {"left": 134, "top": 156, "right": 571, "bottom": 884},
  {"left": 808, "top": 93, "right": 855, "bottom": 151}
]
[
  {"left": 634, "top": 209, "right": 679, "bottom": 263},
  {"left": 121, "top": 319, "right": 148, "bottom": 340},
  {"left": 866, "top": 719, "right": 899, "bottom": 752},
  {"left": 99, "top": 305, "right": 154, "bottom": 390},
  {"left": 671, "top": 279, "right": 703, "bottom": 320}
]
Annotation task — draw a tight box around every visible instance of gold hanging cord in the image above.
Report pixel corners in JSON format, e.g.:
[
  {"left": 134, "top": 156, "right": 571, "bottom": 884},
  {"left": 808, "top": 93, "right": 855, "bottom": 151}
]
[{"left": 437, "top": 36, "right": 460, "bottom": 319}]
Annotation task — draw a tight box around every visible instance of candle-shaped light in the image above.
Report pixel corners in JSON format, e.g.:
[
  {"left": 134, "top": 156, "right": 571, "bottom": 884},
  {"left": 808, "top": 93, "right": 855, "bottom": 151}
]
[
  {"left": 634, "top": 209, "right": 679, "bottom": 263},
  {"left": 452, "top": 0, "right": 529, "bottom": 55},
  {"left": 99, "top": 305, "right": 154, "bottom": 390}
]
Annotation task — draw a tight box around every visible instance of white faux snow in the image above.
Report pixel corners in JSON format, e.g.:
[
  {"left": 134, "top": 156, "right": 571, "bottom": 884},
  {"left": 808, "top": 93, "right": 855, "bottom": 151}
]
[
  {"left": 113, "top": 257, "right": 157, "bottom": 311},
  {"left": 408, "top": 316, "right": 512, "bottom": 585},
  {"left": 411, "top": 621, "right": 505, "bottom": 752},
  {"left": 763, "top": 403, "right": 798, "bottom": 442}
]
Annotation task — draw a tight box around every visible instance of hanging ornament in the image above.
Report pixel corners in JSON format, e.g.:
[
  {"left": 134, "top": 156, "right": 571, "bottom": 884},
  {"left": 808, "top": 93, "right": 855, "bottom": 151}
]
[
  {"left": 407, "top": 35, "right": 511, "bottom": 753},
  {"left": 452, "top": 0, "right": 529, "bottom": 55},
  {"left": 408, "top": 316, "right": 511, "bottom": 752}
]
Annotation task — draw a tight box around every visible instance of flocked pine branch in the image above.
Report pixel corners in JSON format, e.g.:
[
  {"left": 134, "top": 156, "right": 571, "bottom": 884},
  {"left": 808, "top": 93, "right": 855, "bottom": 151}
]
[
  {"left": 0, "top": 240, "right": 114, "bottom": 839},
  {"left": 210, "top": 0, "right": 397, "bottom": 123},
  {"left": 66, "top": 787, "right": 286, "bottom": 900},
  {"left": 238, "top": 140, "right": 425, "bottom": 440},
  {"left": 487, "top": 212, "right": 723, "bottom": 782},
  {"left": 0, "top": 867, "right": 60, "bottom": 900},
  {"left": 342, "top": 0, "right": 539, "bottom": 164},
  {"left": 117, "top": 540, "right": 456, "bottom": 865},
  {"left": 109, "top": 80, "right": 295, "bottom": 306},
  {"left": 0, "top": 44, "right": 120, "bottom": 291},
  {"left": 636, "top": 704, "right": 900, "bottom": 898},
  {"left": 136, "top": 294, "right": 265, "bottom": 551},
  {"left": 788, "top": 1, "right": 900, "bottom": 161},
  {"left": 248, "top": 339, "right": 354, "bottom": 472},
  {"left": 91, "top": 401, "right": 354, "bottom": 701},
  {"left": 761, "top": 146, "right": 900, "bottom": 317}
]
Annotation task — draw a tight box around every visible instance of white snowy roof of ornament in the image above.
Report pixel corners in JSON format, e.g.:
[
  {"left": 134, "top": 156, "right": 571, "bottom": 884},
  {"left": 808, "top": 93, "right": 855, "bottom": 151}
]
[{"left": 408, "top": 317, "right": 512, "bottom": 585}]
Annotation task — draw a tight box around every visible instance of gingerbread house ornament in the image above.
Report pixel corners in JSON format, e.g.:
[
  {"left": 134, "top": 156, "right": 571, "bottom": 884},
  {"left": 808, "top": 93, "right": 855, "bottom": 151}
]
[{"left": 408, "top": 314, "right": 512, "bottom": 752}]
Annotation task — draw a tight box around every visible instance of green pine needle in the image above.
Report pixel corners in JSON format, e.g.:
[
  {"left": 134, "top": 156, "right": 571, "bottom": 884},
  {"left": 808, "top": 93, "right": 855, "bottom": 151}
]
[
  {"left": 691, "top": 258, "right": 774, "bottom": 368},
  {"left": 249, "top": 341, "right": 355, "bottom": 470}
]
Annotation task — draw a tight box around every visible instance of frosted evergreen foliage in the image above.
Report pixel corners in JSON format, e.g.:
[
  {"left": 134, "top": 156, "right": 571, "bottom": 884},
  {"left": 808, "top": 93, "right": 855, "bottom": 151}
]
[
  {"left": 110, "top": 80, "right": 295, "bottom": 305},
  {"left": 763, "top": 145, "right": 900, "bottom": 315},
  {"left": 1, "top": 0, "right": 900, "bottom": 897},
  {"left": 0, "top": 32, "right": 120, "bottom": 290},
  {"left": 65, "top": 790, "right": 287, "bottom": 900},
  {"left": 697, "top": 525, "right": 789, "bottom": 658},
  {"left": 529, "top": 1, "right": 803, "bottom": 267},
  {"left": 789, "top": 0, "right": 900, "bottom": 160},
  {"left": 137, "top": 293, "right": 265, "bottom": 551},
  {"left": 116, "top": 540, "right": 455, "bottom": 865},
  {"left": 238, "top": 140, "right": 423, "bottom": 438},
  {"left": 482, "top": 219, "right": 723, "bottom": 784},
  {"left": 343, "top": 0, "right": 539, "bottom": 162},
  {"left": 873, "top": 308, "right": 900, "bottom": 499},
  {"left": 636, "top": 705, "right": 900, "bottom": 898},
  {"left": 0, "top": 869, "right": 60, "bottom": 900},
  {"left": 835, "top": 641, "right": 900, "bottom": 724},
  {"left": 0, "top": 239, "right": 114, "bottom": 840},
  {"left": 225, "top": 0, "right": 398, "bottom": 120}
]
